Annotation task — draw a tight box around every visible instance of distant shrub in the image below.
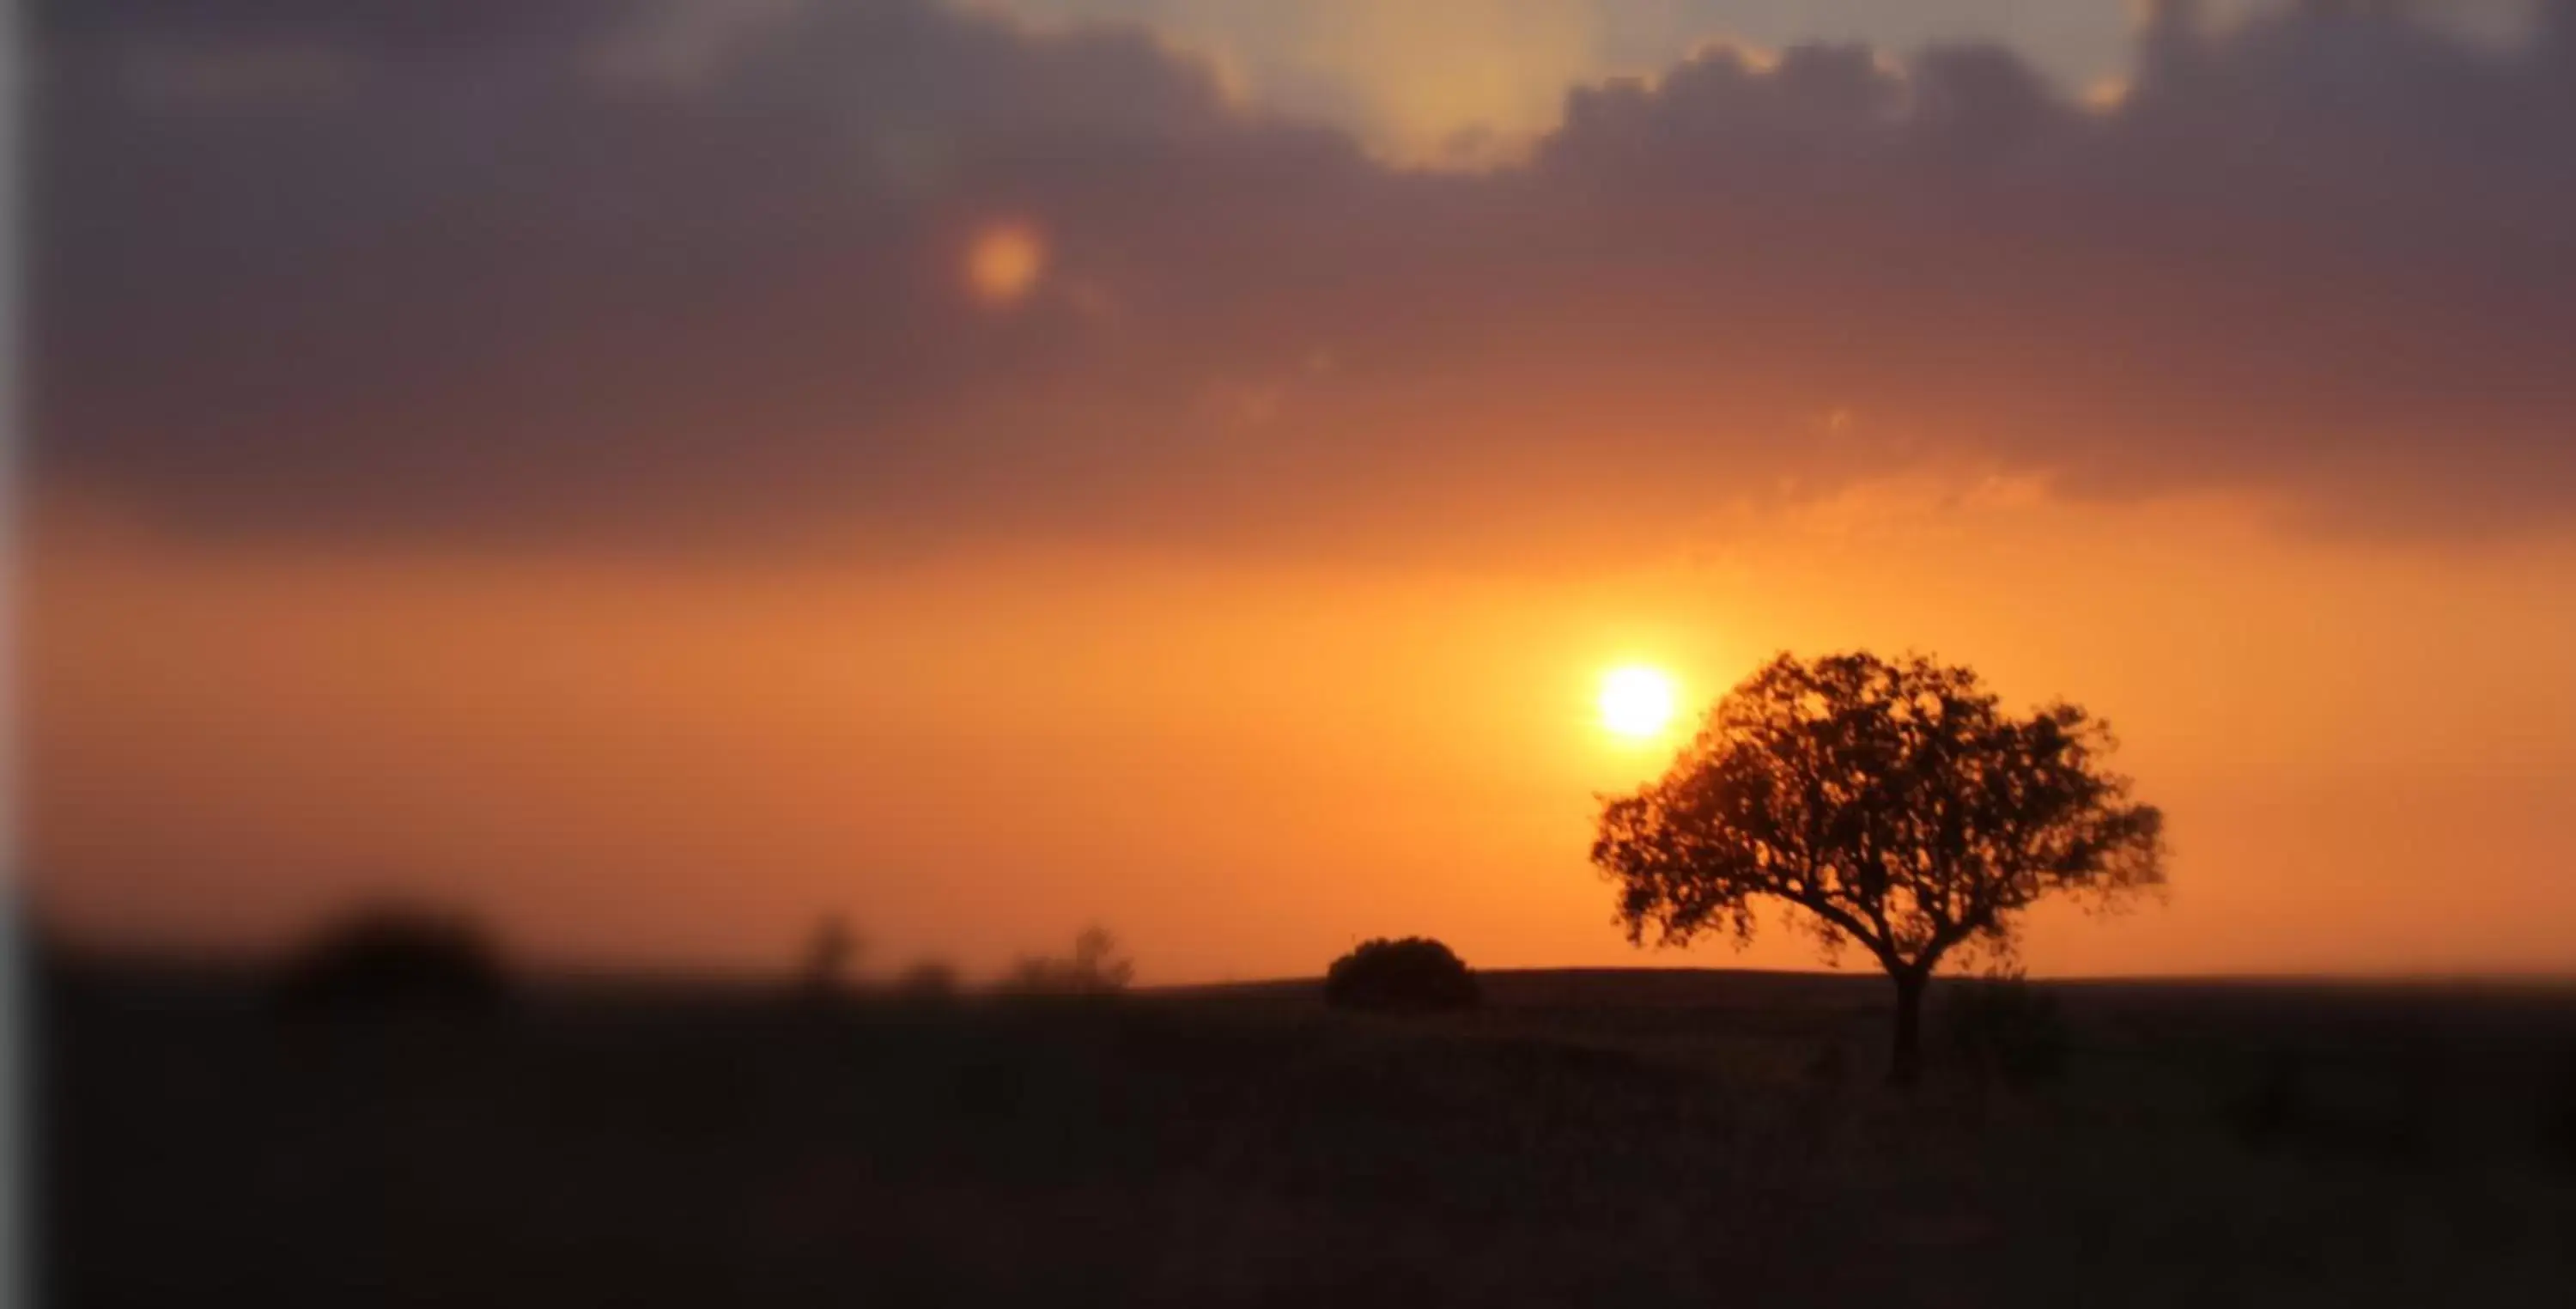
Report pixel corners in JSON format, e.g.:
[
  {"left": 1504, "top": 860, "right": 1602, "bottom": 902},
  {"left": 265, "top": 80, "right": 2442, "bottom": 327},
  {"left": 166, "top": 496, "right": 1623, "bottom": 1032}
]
[
  {"left": 1324, "top": 937, "right": 1479, "bottom": 1014},
  {"left": 2231, "top": 1055, "right": 2306, "bottom": 1148},
  {"left": 895, "top": 959, "right": 962, "bottom": 1002},
  {"left": 1005, "top": 927, "right": 1134, "bottom": 996},
  {"left": 2541, "top": 1047, "right": 2576, "bottom": 1173},
  {"left": 2227, "top": 1055, "right": 2433, "bottom": 1159},
  {"left": 1941, "top": 976, "right": 2068, "bottom": 1086},
  {"left": 273, "top": 904, "right": 508, "bottom": 1015},
  {"left": 1802, "top": 1040, "right": 1851, "bottom": 1087}
]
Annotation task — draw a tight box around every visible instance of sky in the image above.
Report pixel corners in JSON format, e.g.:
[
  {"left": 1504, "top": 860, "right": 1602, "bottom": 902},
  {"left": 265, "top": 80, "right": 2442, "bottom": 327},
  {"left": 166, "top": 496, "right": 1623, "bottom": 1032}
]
[{"left": 22, "top": 0, "right": 2576, "bottom": 983}]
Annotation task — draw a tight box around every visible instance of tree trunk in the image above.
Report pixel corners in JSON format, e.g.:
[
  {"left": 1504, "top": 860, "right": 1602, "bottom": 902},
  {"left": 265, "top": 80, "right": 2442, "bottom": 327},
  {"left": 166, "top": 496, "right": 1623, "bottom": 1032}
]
[{"left": 1888, "top": 970, "right": 1927, "bottom": 1087}]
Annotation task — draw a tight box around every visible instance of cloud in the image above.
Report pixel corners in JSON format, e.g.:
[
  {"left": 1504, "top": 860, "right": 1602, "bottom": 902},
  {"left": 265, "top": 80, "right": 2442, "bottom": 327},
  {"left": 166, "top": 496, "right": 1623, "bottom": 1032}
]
[
  {"left": 31, "top": 0, "right": 2576, "bottom": 563},
  {"left": 970, "top": 0, "right": 2158, "bottom": 163}
]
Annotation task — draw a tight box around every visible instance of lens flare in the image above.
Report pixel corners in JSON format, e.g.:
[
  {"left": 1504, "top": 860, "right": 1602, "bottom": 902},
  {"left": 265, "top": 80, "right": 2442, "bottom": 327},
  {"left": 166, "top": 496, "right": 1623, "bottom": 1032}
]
[{"left": 966, "top": 222, "right": 1046, "bottom": 306}]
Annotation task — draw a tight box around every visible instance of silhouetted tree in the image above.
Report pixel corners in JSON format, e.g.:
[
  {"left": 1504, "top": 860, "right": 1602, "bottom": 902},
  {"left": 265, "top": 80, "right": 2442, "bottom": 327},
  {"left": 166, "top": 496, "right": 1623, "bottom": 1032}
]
[
  {"left": 799, "top": 914, "right": 860, "bottom": 1002},
  {"left": 1591, "top": 651, "right": 2164, "bottom": 1084},
  {"left": 1324, "top": 937, "right": 1480, "bottom": 1013}
]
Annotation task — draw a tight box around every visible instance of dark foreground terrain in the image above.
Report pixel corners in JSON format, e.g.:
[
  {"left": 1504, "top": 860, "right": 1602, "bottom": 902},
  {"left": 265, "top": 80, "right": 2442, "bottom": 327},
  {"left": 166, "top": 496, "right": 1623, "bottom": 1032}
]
[{"left": 46, "top": 964, "right": 2576, "bottom": 1306}]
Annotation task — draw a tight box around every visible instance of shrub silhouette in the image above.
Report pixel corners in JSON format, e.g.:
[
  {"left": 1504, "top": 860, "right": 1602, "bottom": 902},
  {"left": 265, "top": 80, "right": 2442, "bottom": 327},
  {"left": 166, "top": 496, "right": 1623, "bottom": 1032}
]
[
  {"left": 894, "top": 959, "right": 962, "bottom": 1002},
  {"left": 1323, "top": 937, "right": 1479, "bottom": 1013},
  {"left": 2541, "top": 1045, "right": 2576, "bottom": 1173},
  {"left": 1941, "top": 975, "right": 2069, "bottom": 1087},
  {"left": 1802, "top": 1040, "right": 1852, "bottom": 1087},
  {"left": 1005, "top": 927, "right": 1134, "bottom": 995},
  {"left": 2225, "top": 1055, "right": 2434, "bottom": 1159},
  {"left": 2231, "top": 1055, "right": 2306, "bottom": 1148},
  {"left": 273, "top": 904, "right": 507, "bottom": 1015}
]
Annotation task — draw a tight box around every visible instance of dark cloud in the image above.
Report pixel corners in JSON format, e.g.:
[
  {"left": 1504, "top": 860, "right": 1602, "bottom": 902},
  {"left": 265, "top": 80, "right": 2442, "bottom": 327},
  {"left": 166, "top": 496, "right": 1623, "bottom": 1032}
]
[{"left": 32, "top": 0, "right": 2576, "bottom": 559}]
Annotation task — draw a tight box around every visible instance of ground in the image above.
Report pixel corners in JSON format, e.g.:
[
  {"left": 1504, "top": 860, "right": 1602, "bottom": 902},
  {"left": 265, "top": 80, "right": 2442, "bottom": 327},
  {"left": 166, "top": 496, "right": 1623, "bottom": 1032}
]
[{"left": 46, "top": 964, "right": 2576, "bottom": 1306}]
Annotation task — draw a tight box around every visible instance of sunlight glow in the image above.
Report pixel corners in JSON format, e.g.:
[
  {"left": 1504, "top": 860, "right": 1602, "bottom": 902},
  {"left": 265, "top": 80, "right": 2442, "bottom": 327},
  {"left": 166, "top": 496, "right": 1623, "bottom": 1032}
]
[
  {"left": 1598, "top": 666, "right": 1679, "bottom": 740},
  {"left": 966, "top": 222, "right": 1047, "bottom": 306}
]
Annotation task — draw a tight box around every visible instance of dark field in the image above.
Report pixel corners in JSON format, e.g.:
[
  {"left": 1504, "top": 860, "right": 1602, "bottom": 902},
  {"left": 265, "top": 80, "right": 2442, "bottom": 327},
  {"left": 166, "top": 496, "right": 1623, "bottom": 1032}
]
[{"left": 46, "top": 964, "right": 2576, "bottom": 1306}]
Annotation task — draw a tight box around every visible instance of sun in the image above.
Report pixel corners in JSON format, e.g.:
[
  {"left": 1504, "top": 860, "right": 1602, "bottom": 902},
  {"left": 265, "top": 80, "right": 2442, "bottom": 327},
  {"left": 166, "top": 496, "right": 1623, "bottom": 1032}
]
[{"left": 1598, "top": 666, "right": 1679, "bottom": 740}]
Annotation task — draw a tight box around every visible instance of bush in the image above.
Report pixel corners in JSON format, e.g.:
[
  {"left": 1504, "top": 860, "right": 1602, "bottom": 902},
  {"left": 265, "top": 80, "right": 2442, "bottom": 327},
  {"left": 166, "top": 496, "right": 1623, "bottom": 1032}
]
[
  {"left": 273, "top": 904, "right": 508, "bottom": 1016},
  {"left": 1802, "top": 1040, "right": 1852, "bottom": 1087},
  {"left": 2221, "top": 1055, "right": 2443, "bottom": 1159},
  {"left": 894, "top": 959, "right": 962, "bottom": 1003},
  {"left": 2230, "top": 1062, "right": 2300, "bottom": 1148},
  {"left": 2540, "top": 1045, "right": 2576, "bottom": 1173},
  {"left": 1324, "top": 937, "right": 1479, "bottom": 1013},
  {"left": 1005, "top": 927, "right": 1134, "bottom": 996},
  {"left": 1941, "top": 975, "right": 2068, "bottom": 1086}
]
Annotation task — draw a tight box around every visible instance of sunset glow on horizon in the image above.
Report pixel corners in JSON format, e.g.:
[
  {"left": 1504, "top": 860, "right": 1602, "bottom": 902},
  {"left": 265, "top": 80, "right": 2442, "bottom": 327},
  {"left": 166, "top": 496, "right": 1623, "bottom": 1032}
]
[
  {"left": 39, "top": 8, "right": 2576, "bottom": 1297},
  {"left": 27, "top": 0, "right": 2576, "bottom": 987}
]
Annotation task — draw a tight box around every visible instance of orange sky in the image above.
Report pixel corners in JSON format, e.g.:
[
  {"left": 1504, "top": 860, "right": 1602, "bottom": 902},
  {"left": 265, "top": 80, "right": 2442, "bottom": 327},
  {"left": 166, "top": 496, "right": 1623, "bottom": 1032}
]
[
  {"left": 27, "top": 1, "right": 2576, "bottom": 983},
  {"left": 30, "top": 485, "right": 2576, "bottom": 983}
]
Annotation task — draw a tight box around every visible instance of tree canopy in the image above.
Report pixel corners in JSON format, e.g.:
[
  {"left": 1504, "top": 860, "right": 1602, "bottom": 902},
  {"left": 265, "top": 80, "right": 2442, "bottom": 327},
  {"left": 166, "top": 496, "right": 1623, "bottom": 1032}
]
[{"left": 1592, "top": 651, "right": 2165, "bottom": 1080}]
